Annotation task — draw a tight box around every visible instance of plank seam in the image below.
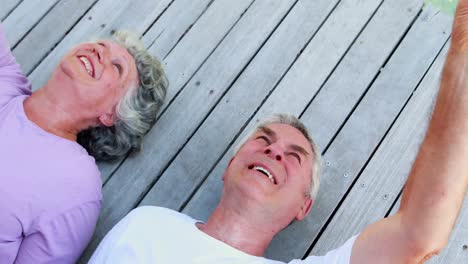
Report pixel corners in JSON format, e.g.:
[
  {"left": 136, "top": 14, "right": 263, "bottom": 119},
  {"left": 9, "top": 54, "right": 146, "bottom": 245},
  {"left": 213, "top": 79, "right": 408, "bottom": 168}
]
[
  {"left": 11, "top": 0, "right": 61, "bottom": 50},
  {"left": 319, "top": 7, "right": 423, "bottom": 154},
  {"left": 1, "top": 0, "right": 24, "bottom": 21},
  {"left": 385, "top": 187, "right": 404, "bottom": 217},
  {"left": 141, "top": 0, "right": 177, "bottom": 37},
  {"left": 157, "top": 0, "right": 217, "bottom": 60}
]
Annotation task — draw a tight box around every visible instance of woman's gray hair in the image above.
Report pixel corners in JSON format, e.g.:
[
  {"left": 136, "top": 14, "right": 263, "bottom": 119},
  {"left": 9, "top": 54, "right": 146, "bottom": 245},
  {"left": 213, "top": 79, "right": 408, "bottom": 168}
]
[
  {"left": 77, "top": 31, "right": 168, "bottom": 161},
  {"left": 234, "top": 114, "right": 322, "bottom": 201}
]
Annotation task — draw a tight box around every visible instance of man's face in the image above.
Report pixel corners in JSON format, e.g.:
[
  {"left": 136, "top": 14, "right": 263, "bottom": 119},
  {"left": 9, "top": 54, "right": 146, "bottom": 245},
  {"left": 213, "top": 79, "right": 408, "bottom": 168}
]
[
  {"left": 49, "top": 40, "right": 139, "bottom": 125},
  {"left": 223, "top": 123, "right": 315, "bottom": 225}
]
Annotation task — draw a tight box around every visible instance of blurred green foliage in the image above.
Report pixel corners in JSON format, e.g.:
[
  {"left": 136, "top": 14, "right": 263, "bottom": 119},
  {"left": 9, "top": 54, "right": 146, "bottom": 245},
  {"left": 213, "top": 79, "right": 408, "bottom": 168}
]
[{"left": 425, "top": 0, "right": 458, "bottom": 15}]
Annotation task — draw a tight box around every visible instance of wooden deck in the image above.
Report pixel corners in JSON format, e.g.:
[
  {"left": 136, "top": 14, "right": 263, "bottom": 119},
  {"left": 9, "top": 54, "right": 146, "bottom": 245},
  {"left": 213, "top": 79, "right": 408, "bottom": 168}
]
[{"left": 2, "top": 0, "right": 467, "bottom": 263}]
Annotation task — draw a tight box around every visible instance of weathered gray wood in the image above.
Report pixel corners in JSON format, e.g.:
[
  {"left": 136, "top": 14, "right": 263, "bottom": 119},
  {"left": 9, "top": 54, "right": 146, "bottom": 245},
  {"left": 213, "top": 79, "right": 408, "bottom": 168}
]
[
  {"left": 140, "top": 0, "right": 411, "bottom": 213},
  {"left": 97, "top": 0, "right": 255, "bottom": 183},
  {"left": 184, "top": 5, "right": 451, "bottom": 262},
  {"left": 27, "top": 0, "right": 173, "bottom": 90},
  {"left": 83, "top": 0, "right": 296, "bottom": 261},
  {"left": 310, "top": 42, "right": 448, "bottom": 256},
  {"left": 141, "top": 0, "right": 214, "bottom": 59},
  {"left": 2, "top": 0, "right": 58, "bottom": 47},
  {"left": 11, "top": 0, "right": 97, "bottom": 75},
  {"left": 301, "top": 1, "right": 423, "bottom": 149},
  {"left": 0, "top": 0, "right": 21, "bottom": 21},
  {"left": 148, "top": 0, "right": 254, "bottom": 114}
]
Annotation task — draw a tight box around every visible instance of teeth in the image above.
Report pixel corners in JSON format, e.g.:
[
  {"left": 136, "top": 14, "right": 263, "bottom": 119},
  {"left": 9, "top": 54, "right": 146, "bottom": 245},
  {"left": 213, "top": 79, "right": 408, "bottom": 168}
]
[
  {"left": 79, "top": 56, "right": 93, "bottom": 76},
  {"left": 253, "top": 166, "right": 275, "bottom": 184}
]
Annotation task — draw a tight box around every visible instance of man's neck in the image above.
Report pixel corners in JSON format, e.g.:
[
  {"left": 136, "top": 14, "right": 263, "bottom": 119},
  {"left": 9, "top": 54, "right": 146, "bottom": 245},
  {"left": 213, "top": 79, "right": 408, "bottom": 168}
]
[
  {"left": 23, "top": 86, "right": 90, "bottom": 141},
  {"left": 197, "top": 199, "right": 280, "bottom": 257}
]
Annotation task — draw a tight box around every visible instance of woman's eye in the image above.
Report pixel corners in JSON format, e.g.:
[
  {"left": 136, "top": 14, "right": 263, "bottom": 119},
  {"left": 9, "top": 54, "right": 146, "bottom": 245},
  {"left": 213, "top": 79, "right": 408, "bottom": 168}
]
[{"left": 114, "top": 63, "right": 123, "bottom": 75}]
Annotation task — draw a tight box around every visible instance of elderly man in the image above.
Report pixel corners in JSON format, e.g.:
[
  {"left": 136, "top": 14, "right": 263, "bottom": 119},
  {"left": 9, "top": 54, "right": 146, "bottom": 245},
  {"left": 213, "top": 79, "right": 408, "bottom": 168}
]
[
  {"left": 90, "top": 1, "right": 468, "bottom": 263},
  {"left": 0, "top": 23, "right": 167, "bottom": 263}
]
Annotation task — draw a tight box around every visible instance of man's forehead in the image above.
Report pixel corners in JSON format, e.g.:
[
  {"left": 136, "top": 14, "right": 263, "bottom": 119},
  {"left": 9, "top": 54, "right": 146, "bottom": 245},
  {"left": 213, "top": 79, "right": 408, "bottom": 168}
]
[{"left": 255, "top": 123, "right": 312, "bottom": 153}]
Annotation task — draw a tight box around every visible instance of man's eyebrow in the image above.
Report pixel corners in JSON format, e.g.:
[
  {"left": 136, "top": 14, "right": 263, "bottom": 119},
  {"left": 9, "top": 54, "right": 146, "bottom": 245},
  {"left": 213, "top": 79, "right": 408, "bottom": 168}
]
[
  {"left": 258, "top": 126, "right": 277, "bottom": 140},
  {"left": 290, "top": 144, "right": 310, "bottom": 157}
]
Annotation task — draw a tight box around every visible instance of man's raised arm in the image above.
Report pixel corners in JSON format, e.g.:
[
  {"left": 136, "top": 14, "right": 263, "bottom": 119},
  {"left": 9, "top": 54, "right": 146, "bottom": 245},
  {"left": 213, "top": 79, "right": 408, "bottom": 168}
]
[{"left": 351, "top": 1, "right": 468, "bottom": 263}]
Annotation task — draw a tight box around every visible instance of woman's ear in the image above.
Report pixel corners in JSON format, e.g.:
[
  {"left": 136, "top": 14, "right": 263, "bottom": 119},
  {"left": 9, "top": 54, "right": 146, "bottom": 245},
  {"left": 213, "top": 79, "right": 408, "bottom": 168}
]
[{"left": 98, "top": 113, "right": 115, "bottom": 127}]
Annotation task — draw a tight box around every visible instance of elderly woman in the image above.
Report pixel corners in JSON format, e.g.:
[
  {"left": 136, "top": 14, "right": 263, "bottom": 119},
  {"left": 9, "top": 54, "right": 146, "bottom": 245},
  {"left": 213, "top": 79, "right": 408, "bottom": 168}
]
[{"left": 0, "top": 22, "right": 167, "bottom": 263}]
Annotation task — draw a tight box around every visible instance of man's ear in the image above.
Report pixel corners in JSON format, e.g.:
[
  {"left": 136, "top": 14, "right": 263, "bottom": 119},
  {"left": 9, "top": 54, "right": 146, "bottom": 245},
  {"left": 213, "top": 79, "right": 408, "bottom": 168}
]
[
  {"left": 295, "top": 198, "right": 313, "bottom": 221},
  {"left": 222, "top": 157, "right": 235, "bottom": 181},
  {"left": 98, "top": 113, "right": 115, "bottom": 127}
]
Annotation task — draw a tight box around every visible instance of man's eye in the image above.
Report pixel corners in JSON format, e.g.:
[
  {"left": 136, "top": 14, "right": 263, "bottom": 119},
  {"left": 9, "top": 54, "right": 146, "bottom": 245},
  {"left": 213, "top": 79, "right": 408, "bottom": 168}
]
[
  {"left": 256, "top": 136, "right": 270, "bottom": 144},
  {"left": 289, "top": 152, "right": 302, "bottom": 164}
]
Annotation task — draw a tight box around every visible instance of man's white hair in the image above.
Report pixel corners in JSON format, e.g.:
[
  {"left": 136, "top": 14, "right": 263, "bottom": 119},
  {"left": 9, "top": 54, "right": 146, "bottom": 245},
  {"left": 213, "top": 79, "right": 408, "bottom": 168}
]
[{"left": 234, "top": 114, "right": 321, "bottom": 201}]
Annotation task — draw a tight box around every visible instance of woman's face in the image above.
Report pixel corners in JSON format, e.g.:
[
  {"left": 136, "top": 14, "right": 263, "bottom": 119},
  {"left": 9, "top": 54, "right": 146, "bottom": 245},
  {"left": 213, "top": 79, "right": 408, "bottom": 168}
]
[{"left": 49, "top": 40, "right": 139, "bottom": 126}]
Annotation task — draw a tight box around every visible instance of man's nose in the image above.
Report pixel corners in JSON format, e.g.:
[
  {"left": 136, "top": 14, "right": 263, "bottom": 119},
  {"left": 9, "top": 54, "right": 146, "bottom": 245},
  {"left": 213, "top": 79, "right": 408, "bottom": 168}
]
[{"left": 264, "top": 144, "right": 283, "bottom": 162}]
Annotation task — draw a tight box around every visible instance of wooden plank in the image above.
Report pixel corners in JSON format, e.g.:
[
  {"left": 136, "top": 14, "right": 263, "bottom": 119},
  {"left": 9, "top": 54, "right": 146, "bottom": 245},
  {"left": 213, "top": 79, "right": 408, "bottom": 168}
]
[
  {"left": 82, "top": 0, "right": 296, "bottom": 261},
  {"left": 0, "top": 0, "right": 21, "bottom": 21},
  {"left": 11, "top": 0, "right": 97, "bottom": 75},
  {"left": 301, "top": 0, "right": 422, "bottom": 149},
  {"left": 147, "top": 0, "right": 254, "bottom": 115},
  {"left": 184, "top": 4, "right": 451, "bottom": 261},
  {"left": 139, "top": 0, "right": 396, "bottom": 212},
  {"left": 2, "top": 0, "right": 58, "bottom": 47},
  {"left": 98, "top": 0, "right": 255, "bottom": 183},
  {"left": 310, "top": 42, "right": 448, "bottom": 256},
  {"left": 141, "top": 0, "right": 214, "bottom": 59},
  {"left": 26, "top": 0, "right": 173, "bottom": 90}
]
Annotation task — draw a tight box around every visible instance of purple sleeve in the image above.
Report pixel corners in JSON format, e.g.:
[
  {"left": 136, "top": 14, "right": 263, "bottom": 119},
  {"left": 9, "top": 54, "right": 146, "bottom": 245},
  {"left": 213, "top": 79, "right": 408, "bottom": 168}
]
[
  {"left": 0, "top": 23, "right": 31, "bottom": 107},
  {"left": 14, "top": 201, "right": 101, "bottom": 264}
]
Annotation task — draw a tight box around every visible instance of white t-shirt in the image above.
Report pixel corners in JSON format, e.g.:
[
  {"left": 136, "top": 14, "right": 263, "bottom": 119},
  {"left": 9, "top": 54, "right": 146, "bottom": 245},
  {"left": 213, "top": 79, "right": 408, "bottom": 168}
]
[{"left": 89, "top": 206, "right": 358, "bottom": 264}]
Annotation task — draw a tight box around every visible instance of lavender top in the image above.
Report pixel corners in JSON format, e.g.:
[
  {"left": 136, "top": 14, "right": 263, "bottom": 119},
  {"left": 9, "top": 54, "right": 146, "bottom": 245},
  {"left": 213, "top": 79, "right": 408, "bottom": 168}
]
[{"left": 0, "top": 23, "right": 102, "bottom": 263}]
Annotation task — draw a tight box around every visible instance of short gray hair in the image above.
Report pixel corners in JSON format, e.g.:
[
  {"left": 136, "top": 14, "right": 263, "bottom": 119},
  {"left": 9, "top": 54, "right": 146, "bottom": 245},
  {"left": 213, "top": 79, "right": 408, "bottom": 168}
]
[
  {"left": 77, "top": 31, "right": 168, "bottom": 161},
  {"left": 235, "top": 114, "right": 321, "bottom": 200}
]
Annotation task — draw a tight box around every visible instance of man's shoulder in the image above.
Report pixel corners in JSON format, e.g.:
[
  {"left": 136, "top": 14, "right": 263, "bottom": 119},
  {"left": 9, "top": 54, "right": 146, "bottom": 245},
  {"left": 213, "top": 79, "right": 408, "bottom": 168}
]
[{"left": 102, "top": 206, "right": 195, "bottom": 245}]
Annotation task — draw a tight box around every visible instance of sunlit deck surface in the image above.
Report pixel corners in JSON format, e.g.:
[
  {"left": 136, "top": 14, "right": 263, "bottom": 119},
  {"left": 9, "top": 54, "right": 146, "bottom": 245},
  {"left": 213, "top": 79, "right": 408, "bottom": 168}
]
[{"left": 2, "top": 0, "right": 467, "bottom": 262}]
